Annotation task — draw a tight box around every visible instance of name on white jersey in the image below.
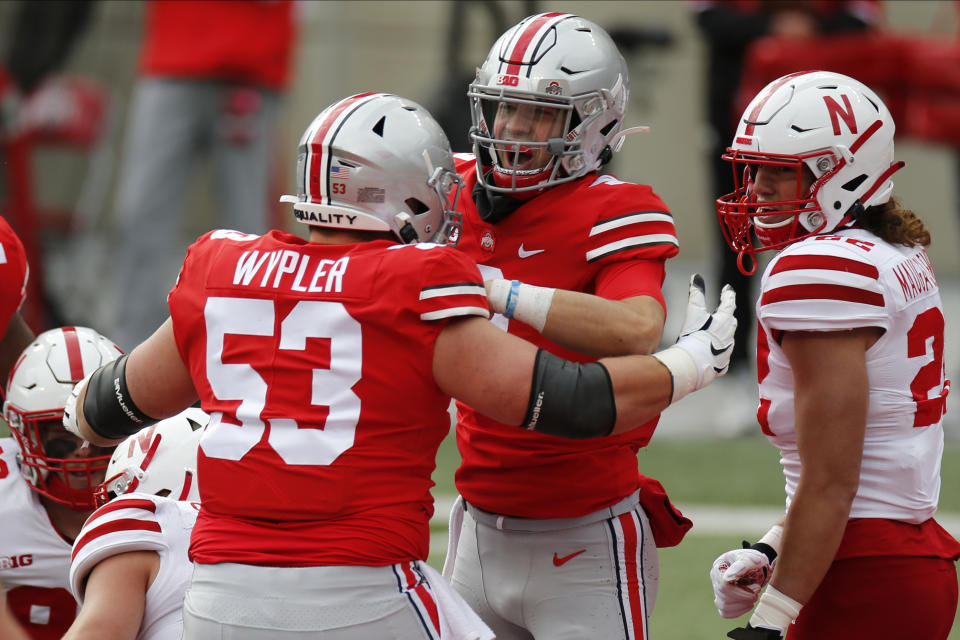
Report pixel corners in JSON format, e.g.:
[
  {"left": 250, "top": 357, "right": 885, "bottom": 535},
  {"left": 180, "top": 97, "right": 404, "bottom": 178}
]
[
  {"left": 892, "top": 251, "right": 937, "bottom": 303},
  {"left": 234, "top": 250, "right": 348, "bottom": 293}
]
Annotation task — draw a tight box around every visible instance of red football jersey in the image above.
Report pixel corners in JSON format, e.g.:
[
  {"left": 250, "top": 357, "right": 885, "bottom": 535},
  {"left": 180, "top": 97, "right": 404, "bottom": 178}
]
[
  {"left": 452, "top": 156, "right": 679, "bottom": 518},
  {"left": 168, "top": 229, "right": 488, "bottom": 566},
  {"left": 0, "top": 216, "right": 28, "bottom": 340}
]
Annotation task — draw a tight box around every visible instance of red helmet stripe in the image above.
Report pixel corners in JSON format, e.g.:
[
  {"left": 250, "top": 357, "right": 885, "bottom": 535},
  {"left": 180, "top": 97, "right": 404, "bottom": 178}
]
[
  {"left": 743, "top": 70, "right": 817, "bottom": 137},
  {"left": 303, "top": 92, "right": 378, "bottom": 206},
  {"left": 177, "top": 470, "right": 194, "bottom": 501},
  {"left": 61, "top": 326, "right": 85, "bottom": 382},
  {"left": 504, "top": 12, "right": 570, "bottom": 76},
  {"left": 848, "top": 119, "right": 882, "bottom": 154}
]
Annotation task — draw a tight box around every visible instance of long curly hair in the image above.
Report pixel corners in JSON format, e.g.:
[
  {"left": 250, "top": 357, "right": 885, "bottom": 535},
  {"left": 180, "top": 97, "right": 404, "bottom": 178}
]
[{"left": 857, "top": 197, "right": 931, "bottom": 248}]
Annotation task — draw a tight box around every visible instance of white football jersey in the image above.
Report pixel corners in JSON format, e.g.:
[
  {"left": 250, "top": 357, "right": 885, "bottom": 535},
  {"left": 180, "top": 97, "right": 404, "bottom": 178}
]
[
  {"left": 0, "top": 437, "right": 78, "bottom": 639},
  {"left": 70, "top": 494, "right": 198, "bottom": 640},
  {"left": 757, "top": 228, "right": 947, "bottom": 523}
]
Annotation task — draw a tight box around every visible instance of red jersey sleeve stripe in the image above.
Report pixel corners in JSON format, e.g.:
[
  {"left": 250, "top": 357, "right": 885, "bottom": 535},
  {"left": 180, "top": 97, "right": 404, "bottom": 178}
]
[
  {"left": 770, "top": 254, "right": 879, "bottom": 279},
  {"left": 73, "top": 518, "right": 162, "bottom": 559},
  {"left": 91, "top": 498, "right": 158, "bottom": 518},
  {"left": 761, "top": 283, "right": 885, "bottom": 307}
]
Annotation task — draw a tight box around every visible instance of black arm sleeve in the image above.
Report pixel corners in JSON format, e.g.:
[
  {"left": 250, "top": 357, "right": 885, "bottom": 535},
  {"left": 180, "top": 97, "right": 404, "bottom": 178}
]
[
  {"left": 522, "top": 349, "right": 616, "bottom": 440},
  {"left": 83, "top": 354, "right": 159, "bottom": 440}
]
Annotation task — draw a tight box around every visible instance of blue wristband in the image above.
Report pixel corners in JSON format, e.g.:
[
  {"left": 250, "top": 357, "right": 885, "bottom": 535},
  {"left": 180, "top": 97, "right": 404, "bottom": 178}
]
[{"left": 504, "top": 280, "right": 521, "bottom": 319}]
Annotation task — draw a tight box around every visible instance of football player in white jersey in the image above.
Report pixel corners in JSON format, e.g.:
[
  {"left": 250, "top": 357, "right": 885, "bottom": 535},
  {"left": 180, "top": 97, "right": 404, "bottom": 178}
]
[
  {"left": 0, "top": 327, "right": 122, "bottom": 639},
  {"left": 61, "top": 93, "right": 735, "bottom": 639},
  {"left": 64, "top": 408, "right": 207, "bottom": 640},
  {"left": 709, "top": 71, "right": 960, "bottom": 639}
]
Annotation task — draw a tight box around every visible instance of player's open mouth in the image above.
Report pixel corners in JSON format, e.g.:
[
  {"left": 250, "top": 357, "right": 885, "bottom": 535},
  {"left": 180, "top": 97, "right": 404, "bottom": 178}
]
[{"left": 501, "top": 145, "right": 535, "bottom": 170}]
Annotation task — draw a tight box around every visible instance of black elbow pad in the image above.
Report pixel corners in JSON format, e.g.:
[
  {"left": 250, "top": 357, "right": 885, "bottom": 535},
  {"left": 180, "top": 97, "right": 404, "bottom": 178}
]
[{"left": 523, "top": 349, "right": 616, "bottom": 439}]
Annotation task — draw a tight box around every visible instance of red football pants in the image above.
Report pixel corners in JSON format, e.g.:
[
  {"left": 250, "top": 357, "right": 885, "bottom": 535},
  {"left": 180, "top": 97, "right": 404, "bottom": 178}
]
[{"left": 788, "top": 556, "right": 958, "bottom": 639}]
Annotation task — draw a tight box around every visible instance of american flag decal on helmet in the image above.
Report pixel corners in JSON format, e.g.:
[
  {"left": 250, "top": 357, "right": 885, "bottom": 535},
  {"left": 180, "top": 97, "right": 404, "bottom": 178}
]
[
  {"left": 300, "top": 92, "right": 378, "bottom": 206},
  {"left": 500, "top": 12, "right": 573, "bottom": 77}
]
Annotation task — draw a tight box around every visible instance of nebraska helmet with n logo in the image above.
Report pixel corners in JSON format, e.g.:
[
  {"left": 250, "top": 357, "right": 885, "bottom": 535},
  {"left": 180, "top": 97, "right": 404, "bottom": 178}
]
[
  {"left": 280, "top": 92, "right": 463, "bottom": 246},
  {"left": 95, "top": 407, "right": 208, "bottom": 507},
  {"left": 4, "top": 327, "right": 123, "bottom": 510},
  {"left": 716, "top": 70, "right": 902, "bottom": 270}
]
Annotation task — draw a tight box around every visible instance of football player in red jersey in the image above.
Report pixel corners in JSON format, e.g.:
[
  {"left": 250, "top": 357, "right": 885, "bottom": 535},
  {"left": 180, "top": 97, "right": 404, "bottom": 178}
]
[
  {"left": 63, "top": 93, "right": 735, "bottom": 639},
  {"left": 446, "top": 13, "right": 688, "bottom": 639},
  {"left": 0, "top": 216, "right": 34, "bottom": 389},
  {"left": 710, "top": 71, "right": 959, "bottom": 639},
  {"left": 1, "top": 327, "right": 122, "bottom": 639}
]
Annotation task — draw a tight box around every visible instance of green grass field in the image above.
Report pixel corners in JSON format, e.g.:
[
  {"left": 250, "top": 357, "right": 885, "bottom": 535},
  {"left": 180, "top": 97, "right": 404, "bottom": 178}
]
[
  {"left": 3, "top": 419, "right": 956, "bottom": 636},
  {"left": 429, "top": 433, "right": 960, "bottom": 638}
]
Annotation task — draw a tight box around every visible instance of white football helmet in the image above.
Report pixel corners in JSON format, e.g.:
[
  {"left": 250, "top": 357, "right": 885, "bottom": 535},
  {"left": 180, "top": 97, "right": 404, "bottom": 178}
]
[
  {"left": 469, "top": 12, "right": 636, "bottom": 194},
  {"left": 4, "top": 327, "right": 123, "bottom": 511},
  {"left": 716, "top": 70, "right": 903, "bottom": 270},
  {"left": 94, "top": 407, "right": 208, "bottom": 508},
  {"left": 280, "top": 92, "right": 463, "bottom": 245}
]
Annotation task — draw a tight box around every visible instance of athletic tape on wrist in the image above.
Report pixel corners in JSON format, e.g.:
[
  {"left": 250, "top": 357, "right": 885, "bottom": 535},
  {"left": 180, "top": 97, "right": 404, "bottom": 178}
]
[
  {"left": 755, "top": 524, "right": 784, "bottom": 559},
  {"left": 512, "top": 283, "right": 555, "bottom": 332},
  {"left": 651, "top": 346, "right": 697, "bottom": 403},
  {"left": 750, "top": 586, "right": 802, "bottom": 631},
  {"left": 485, "top": 279, "right": 510, "bottom": 315}
]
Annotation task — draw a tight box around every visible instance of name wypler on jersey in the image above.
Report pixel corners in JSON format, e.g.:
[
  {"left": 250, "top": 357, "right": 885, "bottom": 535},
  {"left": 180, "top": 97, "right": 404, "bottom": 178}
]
[{"left": 233, "top": 250, "right": 348, "bottom": 293}]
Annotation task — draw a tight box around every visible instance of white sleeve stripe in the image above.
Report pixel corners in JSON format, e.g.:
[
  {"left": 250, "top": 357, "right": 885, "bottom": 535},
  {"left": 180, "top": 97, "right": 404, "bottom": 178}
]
[
  {"left": 420, "top": 306, "right": 489, "bottom": 321},
  {"left": 419, "top": 284, "right": 486, "bottom": 300},
  {"left": 586, "top": 235, "right": 679, "bottom": 262},
  {"left": 589, "top": 213, "right": 674, "bottom": 236}
]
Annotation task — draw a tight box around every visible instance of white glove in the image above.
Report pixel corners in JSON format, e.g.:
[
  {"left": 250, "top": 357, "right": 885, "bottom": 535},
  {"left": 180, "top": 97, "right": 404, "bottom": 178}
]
[
  {"left": 653, "top": 274, "right": 737, "bottom": 402},
  {"left": 62, "top": 372, "right": 93, "bottom": 440},
  {"left": 711, "top": 547, "right": 773, "bottom": 618}
]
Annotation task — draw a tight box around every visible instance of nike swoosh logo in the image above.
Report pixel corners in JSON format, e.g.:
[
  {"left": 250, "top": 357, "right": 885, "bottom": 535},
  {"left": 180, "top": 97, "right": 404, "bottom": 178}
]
[
  {"left": 710, "top": 342, "right": 730, "bottom": 356},
  {"left": 553, "top": 549, "right": 587, "bottom": 566},
  {"left": 518, "top": 244, "right": 545, "bottom": 258}
]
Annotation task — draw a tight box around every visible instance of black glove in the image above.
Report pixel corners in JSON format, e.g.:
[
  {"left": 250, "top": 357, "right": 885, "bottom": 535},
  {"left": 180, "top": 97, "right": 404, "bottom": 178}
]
[{"left": 727, "top": 624, "right": 784, "bottom": 639}]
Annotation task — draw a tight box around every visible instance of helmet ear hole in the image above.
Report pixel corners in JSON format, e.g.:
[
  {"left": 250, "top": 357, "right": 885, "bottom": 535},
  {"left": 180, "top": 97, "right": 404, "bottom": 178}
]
[
  {"left": 841, "top": 175, "right": 868, "bottom": 192},
  {"left": 404, "top": 198, "right": 430, "bottom": 216}
]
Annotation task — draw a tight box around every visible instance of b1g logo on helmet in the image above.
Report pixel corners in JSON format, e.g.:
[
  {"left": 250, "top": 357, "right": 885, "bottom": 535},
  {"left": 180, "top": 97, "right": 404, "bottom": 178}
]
[
  {"left": 545, "top": 81, "right": 562, "bottom": 96},
  {"left": 496, "top": 75, "right": 519, "bottom": 87}
]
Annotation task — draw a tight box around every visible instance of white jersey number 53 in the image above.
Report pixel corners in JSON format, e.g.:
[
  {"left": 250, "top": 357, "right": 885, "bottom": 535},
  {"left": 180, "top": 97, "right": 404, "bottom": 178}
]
[{"left": 200, "top": 297, "right": 362, "bottom": 465}]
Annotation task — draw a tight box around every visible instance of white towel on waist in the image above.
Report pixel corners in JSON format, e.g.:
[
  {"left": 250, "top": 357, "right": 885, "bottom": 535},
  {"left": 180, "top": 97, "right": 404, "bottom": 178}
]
[{"left": 420, "top": 561, "right": 494, "bottom": 640}]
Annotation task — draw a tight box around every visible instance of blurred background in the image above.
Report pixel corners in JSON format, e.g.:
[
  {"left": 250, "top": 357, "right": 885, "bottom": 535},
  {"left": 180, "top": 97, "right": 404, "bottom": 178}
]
[
  {"left": 2, "top": 0, "right": 958, "bottom": 435},
  {"left": 1, "top": 1, "right": 958, "bottom": 636}
]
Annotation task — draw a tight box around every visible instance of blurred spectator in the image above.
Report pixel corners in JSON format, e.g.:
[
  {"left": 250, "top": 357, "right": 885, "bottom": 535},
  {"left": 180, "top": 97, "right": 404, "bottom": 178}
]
[
  {"left": 4, "top": 1, "right": 94, "bottom": 95},
  {"left": 106, "top": 0, "right": 296, "bottom": 350},
  {"left": 429, "top": 1, "right": 538, "bottom": 151},
  {"left": 691, "top": 0, "right": 881, "bottom": 430},
  {"left": 1, "top": 1, "right": 95, "bottom": 332}
]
